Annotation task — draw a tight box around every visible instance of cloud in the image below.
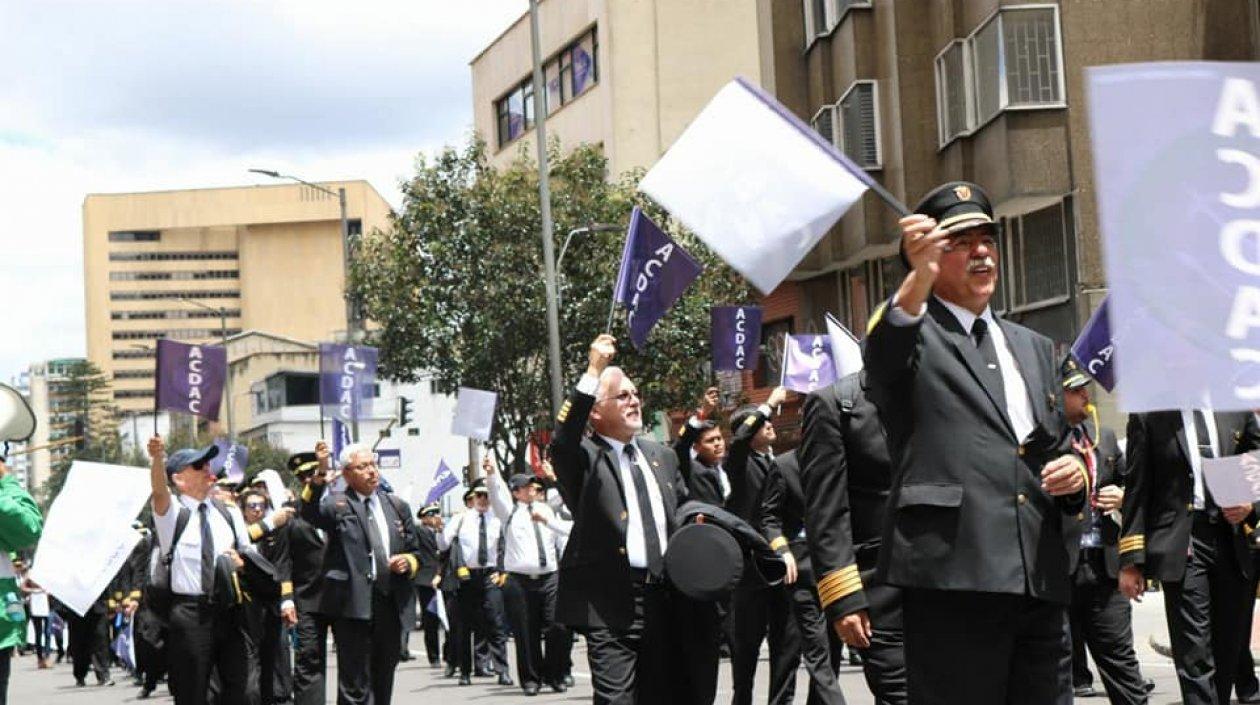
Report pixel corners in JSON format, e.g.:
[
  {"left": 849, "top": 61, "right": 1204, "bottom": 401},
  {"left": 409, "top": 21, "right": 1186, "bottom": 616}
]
[{"left": 0, "top": 0, "right": 527, "bottom": 384}]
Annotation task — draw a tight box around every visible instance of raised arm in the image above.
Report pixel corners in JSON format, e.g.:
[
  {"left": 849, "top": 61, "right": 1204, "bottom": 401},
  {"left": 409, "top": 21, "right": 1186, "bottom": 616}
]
[
  {"left": 864, "top": 215, "right": 947, "bottom": 384},
  {"left": 549, "top": 335, "right": 616, "bottom": 509},
  {"left": 148, "top": 435, "right": 171, "bottom": 519}
]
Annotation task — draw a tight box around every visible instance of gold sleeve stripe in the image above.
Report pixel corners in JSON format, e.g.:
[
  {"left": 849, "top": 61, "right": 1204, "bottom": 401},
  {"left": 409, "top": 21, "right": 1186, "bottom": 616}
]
[
  {"left": 127, "top": 590, "right": 142, "bottom": 600},
  {"left": 280, "top": 581, "right": 294, "bottom": 597},
  {"left": 404, "top": 554, "right": 420, "bottom": 577},
  {"left": 816, "top": 564, "right": 863, "bottom": 607},
  {"left": 866, "top": 301, "right": 888, "bottom": 336},
  {"left": 1118, "top": 535, "right": 1145, "bottom": 554},
  {"left": 457, "top": 566, "right": 470, "bottom": 579},
  {"left": 769, "top": 536, "right": 788, "bottom": 551},
  {"left": 248, "top": 524, "right": 264, "bottom": 541},
  {"left": 557, "top": 400, "right": 572, "bottom": 423}
]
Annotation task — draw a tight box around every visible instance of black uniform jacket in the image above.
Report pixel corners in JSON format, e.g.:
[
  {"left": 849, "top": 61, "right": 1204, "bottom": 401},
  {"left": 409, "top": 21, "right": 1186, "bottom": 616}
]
[
  {"left": 299, "top": 484, "right": 423, "bottom": 621},
  {"left": 864, "top": 297, "right": 1084, "bottom": 604},
  {"left": 673, "top": 419, "right": 727, "bottom": 507},
  {"left": 413, "top": 525, "right": 441, "bottom": 587},
  {"left": 286, "top": 513, "right": 327, "bottom": 615},
  {"left": 759, "top": 451, "right": 817, "bottom": 588},
  {"left": 1120, "top": 410, "right": 1260, "bottom": 583},
  {"left": 725, "top": 406, "right": 775, "bottom": 525},
  {"left": 1062, "top": 422, "right": 1125, "bottom": 579},
  {"left": 549, "top": 386, "right": 688, "bottom": 631},
  {"left": 253, "top": 518, "right": 294, "bottom": 603},
  {"left": 799, "top": 373, "right": 893, "bottom": 620}
]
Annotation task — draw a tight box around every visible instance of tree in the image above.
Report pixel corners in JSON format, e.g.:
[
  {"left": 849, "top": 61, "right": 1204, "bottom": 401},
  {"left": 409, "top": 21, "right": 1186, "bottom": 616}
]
[
  {"left": 38, "top": 360, "right": 122, "bottom": 508},
  {"left": 350, "top": 137, "right": 752, "bottom": 474}
]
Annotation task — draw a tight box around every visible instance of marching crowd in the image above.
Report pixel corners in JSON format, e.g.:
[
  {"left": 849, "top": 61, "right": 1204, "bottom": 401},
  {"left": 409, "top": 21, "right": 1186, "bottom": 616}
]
[{"left": 7, "top": 179, "right": 1260, "bottom": 705}]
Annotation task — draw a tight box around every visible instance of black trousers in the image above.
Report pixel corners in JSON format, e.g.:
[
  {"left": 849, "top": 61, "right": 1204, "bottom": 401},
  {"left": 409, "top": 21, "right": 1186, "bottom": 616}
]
[
  {"left": 245, "top": 601, "right": 293, "bottom": 705},
  {"left": 67, "top": 609, "right": 111, "bottom": 683},
  {"left": 1163, "top": 515, "right": 1252, "bottom": 705},
  {"left": 330, "top": 591, "right": 404, "bottom": 705},
  {"left": 855, "top": 581, "right": 907, "bottom": 705},
  {"left": 503, "top": 572, "right": 567, "bottom": 687},
  {"left": 730, "top": 584, "right": 794, "bottom": 705},
  {"left": 291, "top": 610, "right": 328, "bottom": 705},
  {"left": 783, "top": 577, "right": 846, "bottom": 705},
  {"left": 0, "top": 647, "right": 11, "bottom": 705},
  {"left": 414, "top": 586, "right": 442, "bottom": 664},
  {"left": 168, "top": 599, "right": 252, "bottom": 705},
  {"left": 1068, "top": 555, "right": 1147, "bottom": 705},
  {"left": 452, "top": 570, "right": 509, "bottom": 677},
  {"left": 584, "top": 578, "right": 670, "bottom": 705},
  {"left": 1236, "top": 550, "right": 1260, "bottom": 700},
  {"left": 902, "top": 589, "right": 1071, "bottom": 705}
]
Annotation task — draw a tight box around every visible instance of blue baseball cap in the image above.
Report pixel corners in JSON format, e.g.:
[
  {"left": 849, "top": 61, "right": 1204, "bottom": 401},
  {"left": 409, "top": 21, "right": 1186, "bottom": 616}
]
[{"left": 165, "top": 445, "right": 219, "bottom": 477}]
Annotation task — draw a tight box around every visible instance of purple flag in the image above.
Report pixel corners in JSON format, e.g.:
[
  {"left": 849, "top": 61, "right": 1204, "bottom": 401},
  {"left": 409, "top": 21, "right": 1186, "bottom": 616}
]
[
  {"left": 1071, "top": 299, "right": 1116, "bottom": 392},
  {"left": 573, "top": 45, "right": 593, "bottom": 94},
  {"left": 781, "top": 334, "right": 837, "bottom": 394},
  {"left": 711, "top": 306, "right": 762, "bottom": 372},
  {"left": 424, "top": 459, "right": 459, "bottom": 506},
  {"left": 613, "top": 207, "right": 703, "bottom": 348},
  {"left": 331, "top": 418, "right": 351, "bottom": 464},
  {"left": 319, "top": 344, "right": 378, "bottom": 425},
  {"left": 1089, "top": 62, "right": 1260, "bottom": 410},
  {"left": 155, "top": 339, "right": 227, "bottom": 420},
  {"left": 208, "top": 438, "right": 249, "bottom": 483}
]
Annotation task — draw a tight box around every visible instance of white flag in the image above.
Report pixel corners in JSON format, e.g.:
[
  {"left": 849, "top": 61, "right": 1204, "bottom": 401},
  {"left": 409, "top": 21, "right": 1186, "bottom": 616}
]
[
  {"left": 825, "top": 313, "right": 864, "bottom": 378},
  {"left": 451, "top": 387, "right": 498, "bottom": 441},
  {"left": 30, "top": 462, "right": 150, "bottom": 616},
  {"left": 639, "top": 77, "right": 873, "bottom": 294}
]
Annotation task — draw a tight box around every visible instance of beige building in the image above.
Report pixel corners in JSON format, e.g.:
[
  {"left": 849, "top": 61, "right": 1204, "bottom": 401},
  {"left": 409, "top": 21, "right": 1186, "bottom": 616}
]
[
  {"left": 82, "top": 182, "right": 392, "bottom": 418},
  {"left": 471, "top": 0, "right": 768, "bottom": 175},
  {"left": 23, "top": 358, "right": 84, "bottom": 496}
]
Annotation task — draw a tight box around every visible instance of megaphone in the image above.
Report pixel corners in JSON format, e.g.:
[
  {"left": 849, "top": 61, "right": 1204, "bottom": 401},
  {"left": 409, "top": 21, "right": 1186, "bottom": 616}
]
[{"left": 0, "top": 384, "right": 35, "bottom": 444}]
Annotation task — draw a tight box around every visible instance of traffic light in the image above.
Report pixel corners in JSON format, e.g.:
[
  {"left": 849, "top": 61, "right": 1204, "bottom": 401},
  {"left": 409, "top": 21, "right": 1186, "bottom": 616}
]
[{"left": 398, "top": 396, "right": 413, "bottom": 427}]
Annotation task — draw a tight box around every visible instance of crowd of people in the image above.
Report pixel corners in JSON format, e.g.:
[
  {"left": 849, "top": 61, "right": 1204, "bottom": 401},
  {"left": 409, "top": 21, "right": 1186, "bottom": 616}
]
[{"left": 11, "top": 179, "right": 1260, "bottom": 705}]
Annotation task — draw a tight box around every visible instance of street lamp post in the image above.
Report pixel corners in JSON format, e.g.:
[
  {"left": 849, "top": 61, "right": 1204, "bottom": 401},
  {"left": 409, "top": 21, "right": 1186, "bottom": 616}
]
[
  {"left": 528, "top": 0, "right": 565, "bottom": 419},
  {"left": 248, "top": 169, "right": 355, "bottom": 341},
  {"left": 179, "top": 297, "right": 234, "bottom": 440},
  {"left": 556, "top": 223, "right": 624, "bottom": 309}
]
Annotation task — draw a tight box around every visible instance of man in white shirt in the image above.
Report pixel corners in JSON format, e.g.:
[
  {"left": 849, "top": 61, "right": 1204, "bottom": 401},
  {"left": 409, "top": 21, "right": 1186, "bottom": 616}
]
[
  {"left": 147, "top": 436, "right": 253, "bottom": 705},
  {"left": 485, "top": 459, "right": 570, "bottom": 696},
  {"left": 439, "top": 481, "right": 511, "bottom": 686}
]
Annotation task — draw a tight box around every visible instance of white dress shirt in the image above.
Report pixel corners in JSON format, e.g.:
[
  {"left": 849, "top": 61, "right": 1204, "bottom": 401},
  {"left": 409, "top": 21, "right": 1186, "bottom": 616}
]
[
  {"left": 356, "top": 491, "right": 393, "bottom": 579},
  {"left": 154, "top": 494, "right": 251, "bottom": 597},
  {"left": 442, "top": 508, "right": 500, "bottom": 569},
  {"left": 1180, "top": 409, "right": 1219, "bottom": 510},
  {"left": 487, "top": 473, "right": 565, "bottom": 575},
  {"left": 576, "top": 373, "right": 670, "bottom": 568},
  {"left": 889, "top": 296, "right": 1036, "bottom": 442},
  {"left": 686, "top": 415, "right": 731, "bottom": 500}
]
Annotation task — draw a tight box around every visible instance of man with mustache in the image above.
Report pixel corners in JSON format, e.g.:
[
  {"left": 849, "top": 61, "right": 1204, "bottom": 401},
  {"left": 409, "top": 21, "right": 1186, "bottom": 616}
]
[
  {"left": 549, "top": 334, "right": 689, "bottom": 704},
  {"left": 864, "top": 181, "right": 1088, "bottom": 704}
]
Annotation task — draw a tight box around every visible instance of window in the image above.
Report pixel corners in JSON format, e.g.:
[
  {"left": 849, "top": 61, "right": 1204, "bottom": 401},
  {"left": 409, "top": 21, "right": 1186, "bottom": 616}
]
[
  {"left": 108, "top": 231, "right": 160, "bottom": 242},
  {"left": 756, "top": 319, "right": 794, "bottom": 388},
  {"left": 495, "top": 27, "right": 598, "bottom": 148},
  {"left": 935, "top": 40, "right": 973, "bottom": 145},
  {"left": 937, "top": 5, "right": 1065, "bottom": 145},
  {"left": 111, "top": 309, "right": 240, "bottom": 321},
  {"left": 112, "top": 350, "right": 155, "bottom": 359},
  {"left": 110, "top": 290, "right": 239, "bottom": 301},
  {"left": 112, "top": 370, "right": 153, "bottom": 380},
  {"left": 803, "top": 0, "right": 869, "bottom": 46},
  {"left": 810, "top": 105, "right": 837, "bottom": 147},
  {"left": 111, "top": 328, "right": 240, "bottom": 341},
  {"left": 844, "top": 267, "right": 869, "bottom": 336},
  {"left": 1002, "top": 200, "right": 1072, "bottom": 312},
  {"left": 109, "top": 251, "right": 237, "bottom": 262},
  {"left": 837, "top": 81, "right": 881, "bottom": 169},
  {"left": 115, "top": 390, "right": 155, "bottom": 399},
  {"left": 109, "top": 270, "right": 238, "bottom": 281}
]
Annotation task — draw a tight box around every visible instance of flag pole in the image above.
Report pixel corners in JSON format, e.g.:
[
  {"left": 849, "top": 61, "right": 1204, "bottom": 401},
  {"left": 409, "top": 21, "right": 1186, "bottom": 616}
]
[
  {"left": 779, "top": 333, "right": 789, "bottom": 387},
  {"left": 605, "top": 297, "right": 618, "bottom": 335},
  {"left": 152, "top": 342, "right": 161, "bottom": 437}
]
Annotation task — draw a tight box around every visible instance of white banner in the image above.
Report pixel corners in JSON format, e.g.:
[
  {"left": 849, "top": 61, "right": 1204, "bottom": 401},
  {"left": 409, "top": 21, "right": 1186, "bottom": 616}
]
[
  {"left": 29, "top": 462, "right": 150, "bottom": 616},
  {"left": 451, "top": 388, "right": 497, "bottom": 442}
]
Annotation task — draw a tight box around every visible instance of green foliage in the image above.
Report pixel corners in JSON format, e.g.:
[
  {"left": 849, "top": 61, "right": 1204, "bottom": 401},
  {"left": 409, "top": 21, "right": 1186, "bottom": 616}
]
[
  {"left": 39, "top": 360, "right": 122, "bottom": 509},
  {"left": 350, "top": 137, "right": 752, "bottom": 472}
]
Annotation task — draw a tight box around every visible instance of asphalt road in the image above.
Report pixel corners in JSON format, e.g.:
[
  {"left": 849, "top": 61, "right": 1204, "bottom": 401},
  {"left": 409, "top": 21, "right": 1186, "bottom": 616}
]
[{"left": 4, "top": 592, "right": 1240, "bottom": 704}]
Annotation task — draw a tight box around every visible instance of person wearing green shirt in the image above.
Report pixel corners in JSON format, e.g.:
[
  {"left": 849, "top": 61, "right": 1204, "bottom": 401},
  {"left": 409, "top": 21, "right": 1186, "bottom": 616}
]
[{"left": 0, "top": 451, "right": 45, "bottom": 705}]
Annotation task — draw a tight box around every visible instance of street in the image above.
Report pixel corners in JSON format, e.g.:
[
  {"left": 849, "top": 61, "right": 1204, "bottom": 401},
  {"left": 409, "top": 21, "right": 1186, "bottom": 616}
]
[{"left": 4, "top": 592, "right": 1233, "bottom": 704}]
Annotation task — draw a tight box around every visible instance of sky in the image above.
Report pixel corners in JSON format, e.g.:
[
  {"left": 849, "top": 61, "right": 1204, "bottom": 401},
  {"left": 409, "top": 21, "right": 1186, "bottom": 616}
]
[{"left": 0, "top": 0, "right": 528, "bottom": 385}]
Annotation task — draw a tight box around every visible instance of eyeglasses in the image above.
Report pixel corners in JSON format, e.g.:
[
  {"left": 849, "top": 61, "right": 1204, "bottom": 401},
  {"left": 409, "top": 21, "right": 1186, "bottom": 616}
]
[
  {"left": 243, "top": 502, "right": 267, "bottom": 510},
  {"left": 597, "top": 389, "right": 642, "bottom": 404}
]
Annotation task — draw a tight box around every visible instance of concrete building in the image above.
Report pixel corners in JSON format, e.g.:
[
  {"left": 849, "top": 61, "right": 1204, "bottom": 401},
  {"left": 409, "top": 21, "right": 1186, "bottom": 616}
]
[
  {"left": 753, "top": 0, "right": 1260, "bottom": 426},
  {"left": 23, "top": 358, "right": 86, "bottom": 496},
  {"left": 82, "top": 181, "right": 392, "bottom": 417},
  {"left": 7, "top": 372, "right": 33, "bottom": 491},
  {"left": 470, "top": 0, "right": 767, "bottom": 175}
]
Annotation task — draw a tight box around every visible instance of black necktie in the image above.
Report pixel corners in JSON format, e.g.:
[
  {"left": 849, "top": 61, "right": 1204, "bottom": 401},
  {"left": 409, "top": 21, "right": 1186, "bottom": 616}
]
[
  {"left": 362, "top": 496, "right": 390, "bottom": 584},
  {"left": 624, "top": 444, "right": 664, "bottom": 578},
  {"left": 477, "top": 513, "right": 489, "bottom": 567},
  {"left": 530, "top": 503, "right": 548, "bottom": 568},
  {"left": 198, "top": 504, "right": 214, "bottom": 596},
  {"left": 971, "top": 318, "right": 1007, "bottom": 405},
  {"left": 1192, "top": 410, "right": 1221, "bottom": 513}
]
